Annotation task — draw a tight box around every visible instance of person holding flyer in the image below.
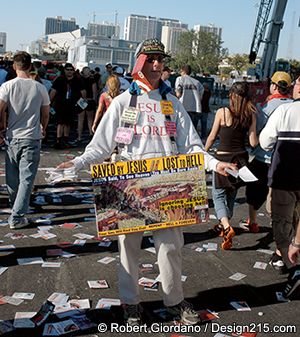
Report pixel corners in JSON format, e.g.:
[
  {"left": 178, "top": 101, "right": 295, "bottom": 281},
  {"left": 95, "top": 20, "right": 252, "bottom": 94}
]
[{"left": 57, "top": 38, "right": 236, "bottom": 326}]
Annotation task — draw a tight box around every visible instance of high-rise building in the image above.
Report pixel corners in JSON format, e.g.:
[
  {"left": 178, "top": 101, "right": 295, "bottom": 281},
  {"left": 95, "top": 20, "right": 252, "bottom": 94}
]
[
  {"left": 45, "top": 16, "right": 79, "bottom": 35},
  {"left": 161, "top": 26, "right": 188, "bottom": 55},
  {"left": 87, "top": 22, "right": 120, "bottom": 39},
  {"left": 124, "top": 14, "right": 188, "bottom": 42},
  {"left": 0, "top": 32, "right": 7, "bottom": 53},
  {"left": 193, "top": 24, "right": 222, "bottom": 39}
]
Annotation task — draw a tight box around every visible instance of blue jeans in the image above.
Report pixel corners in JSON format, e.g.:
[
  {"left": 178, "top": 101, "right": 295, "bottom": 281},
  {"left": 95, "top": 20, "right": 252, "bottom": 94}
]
[
  {"left": 5, "top": 139, "right": 41, "bottom": 225},
  {"left": 199, "top": 113, "right": 208, "bottom": 139},
  {"left": 212, "top": 171, "right": 237, "bottom": 220}
]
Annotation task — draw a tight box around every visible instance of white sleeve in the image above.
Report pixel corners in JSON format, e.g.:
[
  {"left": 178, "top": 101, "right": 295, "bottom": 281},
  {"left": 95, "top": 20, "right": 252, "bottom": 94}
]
[
  {"left": 72, "top": 99, "right": 120, "bottom": 171},
  {"left": 40, "top": 85, "right": 50, "bottom": 106},
  {"left": 0, "top": 83, "right": 8, "bottom": 102},
  {"left": 259, "top": 105, "right": 282, "bottom": 151}
]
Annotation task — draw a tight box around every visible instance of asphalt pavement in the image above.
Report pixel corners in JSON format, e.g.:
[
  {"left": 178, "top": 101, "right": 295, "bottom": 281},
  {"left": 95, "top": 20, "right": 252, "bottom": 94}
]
[{"left": 0, "top": 111, "right": 299, "bottom": 337}]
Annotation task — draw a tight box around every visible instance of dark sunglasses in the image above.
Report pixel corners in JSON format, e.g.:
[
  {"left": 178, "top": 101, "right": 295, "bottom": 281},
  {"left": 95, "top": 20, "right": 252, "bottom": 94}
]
[
  {"left": 65, "top": 68, "right": 74, "bottom": 71},
  {"left": 146, "top": 55, "right": 165, "bottom": 63}
]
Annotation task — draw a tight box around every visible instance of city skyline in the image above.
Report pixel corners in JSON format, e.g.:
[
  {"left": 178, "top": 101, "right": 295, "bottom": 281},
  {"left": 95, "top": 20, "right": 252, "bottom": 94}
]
[{"left": 1, "top": 0, "right": 299, "bottom": 60}]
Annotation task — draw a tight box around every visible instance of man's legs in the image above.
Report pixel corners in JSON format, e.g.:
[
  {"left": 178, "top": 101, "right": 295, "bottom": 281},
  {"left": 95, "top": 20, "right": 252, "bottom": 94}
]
[
  {"left": 77, "top": 111, "right": 85, "bottom": 141},
  {"left": 153, "top": 227, "right": 184, "bottom": 306},
  {"left": 5, "top": 139, "right": 20, "bottom": 207},
  {"left": 199, "top": 113, "right": 208, "bottom": 140},
  {"left": 271, "top": 189, "right": 298, "bottom": 269},
  {"left": 7, "top": 139, "right": 40, "bottom": 226},
  {"left": 118, "top": 232, "right": 144, "bottom": 305}
]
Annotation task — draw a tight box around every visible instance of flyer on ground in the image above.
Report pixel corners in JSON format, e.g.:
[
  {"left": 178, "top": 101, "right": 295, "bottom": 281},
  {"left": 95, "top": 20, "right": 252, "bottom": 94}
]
[{"left": 91, "top": 153, "right": 208, "bottom": 236}]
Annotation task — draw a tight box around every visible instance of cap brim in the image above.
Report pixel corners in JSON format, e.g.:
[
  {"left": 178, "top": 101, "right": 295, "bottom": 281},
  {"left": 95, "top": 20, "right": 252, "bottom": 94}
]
[{"left": 138, "top": 51, "right": 170, "bottom": 58}]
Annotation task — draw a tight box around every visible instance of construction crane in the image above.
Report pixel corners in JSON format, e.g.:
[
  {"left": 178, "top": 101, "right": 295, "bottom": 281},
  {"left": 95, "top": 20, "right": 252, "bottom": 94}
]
[{"left": 249, "top": 0, "right": 288, "bottom": 79}]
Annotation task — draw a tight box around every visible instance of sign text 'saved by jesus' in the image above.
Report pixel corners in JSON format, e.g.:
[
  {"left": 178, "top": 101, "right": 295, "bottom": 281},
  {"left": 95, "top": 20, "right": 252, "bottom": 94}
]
[{"left": 91, "top": 153, "right": 208, "bottom": 236}]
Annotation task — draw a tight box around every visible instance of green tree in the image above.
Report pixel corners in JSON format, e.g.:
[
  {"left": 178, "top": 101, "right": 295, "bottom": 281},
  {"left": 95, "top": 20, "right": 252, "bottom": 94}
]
[
  {"left": 227, "top": 54, "right": 253, "bottom": 74},
  {"left": 193, "top": 30, "right": 227, "bottom": 74},
  {"left": 168, "top": 31, "right": 195, "bottom": 71},
  {"left": 170, "top": 30, "right": 227, "bottom": 74}
]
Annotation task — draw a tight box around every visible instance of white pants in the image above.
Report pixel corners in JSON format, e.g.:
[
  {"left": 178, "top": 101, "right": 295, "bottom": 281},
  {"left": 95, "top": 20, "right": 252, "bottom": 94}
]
[{"left": 118, "top": 227, "right": 184, "bottom": 306}]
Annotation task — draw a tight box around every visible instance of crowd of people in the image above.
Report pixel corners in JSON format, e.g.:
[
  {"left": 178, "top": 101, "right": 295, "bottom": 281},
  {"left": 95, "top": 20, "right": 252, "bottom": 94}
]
[{"left": 0, "top": 38, "right": 299, "bottom": 326}]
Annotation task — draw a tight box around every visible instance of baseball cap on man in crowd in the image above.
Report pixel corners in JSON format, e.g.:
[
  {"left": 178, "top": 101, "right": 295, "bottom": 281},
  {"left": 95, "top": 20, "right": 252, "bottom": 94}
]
[
  {"left": 135, "top": 38, "right": 170, "bottom": 58},
  {"left": 271, "top": 71, "right": 292, "bottom": 87},
  {"left": 113, "top": 66, "right": 124, "bottom": 76}
]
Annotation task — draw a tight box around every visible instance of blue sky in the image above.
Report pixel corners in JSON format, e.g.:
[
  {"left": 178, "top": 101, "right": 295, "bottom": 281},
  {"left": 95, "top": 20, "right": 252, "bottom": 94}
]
[{"left": 1, "top": 0, "right": 299, "bottom": 59}]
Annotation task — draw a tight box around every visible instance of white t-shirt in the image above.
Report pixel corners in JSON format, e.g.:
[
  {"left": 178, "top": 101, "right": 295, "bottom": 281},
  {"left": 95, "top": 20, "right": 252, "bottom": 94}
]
[
  {"left": 0, "top": 77, "right": 50, "bottom": 139},
  {"left": 175, "top": 75, "right": 204, "bottom": 113},
  {"left": 72, "top": 87, "right": 218, "bottom": 172}
]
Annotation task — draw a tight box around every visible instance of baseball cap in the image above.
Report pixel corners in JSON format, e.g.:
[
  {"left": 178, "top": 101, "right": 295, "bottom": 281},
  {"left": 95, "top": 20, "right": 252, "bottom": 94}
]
[
  {"left": 113, "top": 66, "right": 124, "bottom": 75},
  {"left": 271, "top": 71, "right": 292, "bottom": 87},
  {"left": 135, "top": 38, "right": 170, "bottom": 58}
]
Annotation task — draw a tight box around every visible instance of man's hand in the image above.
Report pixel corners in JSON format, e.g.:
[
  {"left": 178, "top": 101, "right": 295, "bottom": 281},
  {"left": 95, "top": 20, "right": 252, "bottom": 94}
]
[
  {"left": 216, "top": 162, "right": 238, "bottom": 177},
  {"left": 288, "top": 244, "right": 300, "bottom": 265},
  {"left": 56, "top": 161, "right": 75, "bottom": 169}
]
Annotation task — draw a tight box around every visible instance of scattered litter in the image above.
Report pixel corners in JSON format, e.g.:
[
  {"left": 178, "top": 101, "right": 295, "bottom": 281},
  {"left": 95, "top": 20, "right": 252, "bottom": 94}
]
[
  {"left": 97, "top": 256, "right": 116, "bottom": 264},
  {"left": 17, "top": 257, "right": 44, "bottom": 265},
  {"left": 45, "top": 167, "right": 77, "bottom": 184},
  {"left": 13, "top": 312, "right": 36, "bottom": 328},
  {"left": 253, "top": 261, "right": 268, "bottom": 270},
  {"left": 95, "top": 298, "right": 121, "bottom": 309},
  {"left": 48, "top": 293, "right": 69, "bottom": 305},
  {"left": 229, "top": 272, "right": 247, "bottom": 281},
  {"left": 204, "top": 242, "right": 218, "bottom": 251},
  {"left": 230, "top": 301, "right": 251, "bottom": 311},
  {"left": 1, "top": 296, "right": 24, "bottom": 306},
  {"left": 0, "top": 267, "right": 8, "bottom": 276},
  {"left": 73, "top": 233, "right": 94, "bottom": 240},
  {"left": 138, "top": 277, "right": 157, "bottom": 288},
  {"left": 61, "top": 251, "right": 76, "bottom": 258},
  {"left": 60, "top": 223, "right": 82, "bottom": 230},
  {"left": 139, "top": 263, "right": 154, "bottom": 273},
  {"left": 73, "top": 239, "right": 86, "bottom": 246},
  {"left": 88, "top": 280, "right": 109, "bottom": 289},
  {"left": 0, "top": 245, "right": 15, "bottom": 251},
  {"left": 12, "top": 293, "right": 35, "bottom": 300},
  {"left": 43, "top": 319, "right": 79, "bottom": 336},
  {"left": 31, "top": 300, "right": 55, "bottom": 326},
  {"left": 42, "top": 262, "right": 62, "bottom": 268},
  {"left": 198, "top": 309, "right": 219, "bottom": 321}
]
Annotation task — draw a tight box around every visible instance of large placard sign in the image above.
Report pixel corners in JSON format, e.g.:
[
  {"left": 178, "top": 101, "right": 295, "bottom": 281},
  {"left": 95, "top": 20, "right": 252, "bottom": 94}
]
[{"left": 91, "top": 153, "right": 208, "bottom": 236}]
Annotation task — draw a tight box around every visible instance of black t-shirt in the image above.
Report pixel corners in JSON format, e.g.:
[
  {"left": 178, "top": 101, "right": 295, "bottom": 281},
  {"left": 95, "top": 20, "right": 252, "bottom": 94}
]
[
  {"left": 52, "top": 75, "right": 84, "bottom": 105},
  {"left": 81, "top": 76, "right": 96, "bottom": 99}
]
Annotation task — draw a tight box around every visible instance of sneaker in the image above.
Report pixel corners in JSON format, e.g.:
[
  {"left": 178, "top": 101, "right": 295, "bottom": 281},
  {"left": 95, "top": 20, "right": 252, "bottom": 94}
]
[
  {"left": 221, "top": 225, "right": 235, "bottom": 250},
  {"left": 269, "top": 253, "right": 288, "bottom": 274},
  {"left": 166, "top": 300, "right": 199, "bottom": 325},
  {"left": 9, "top": 218, "right": 29, "bottom": 230},
  {"left": 123, "top": 304, "right": 142, "bottom": 326},
  {"left": 283, "top": 269, "right": 300, "bottom": 300},
  {"left": 239, "top": 218, "right": 250, "bottom": 231},
  {"left": 239, "top": 218, "right": 259, "bottom": 233}
]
